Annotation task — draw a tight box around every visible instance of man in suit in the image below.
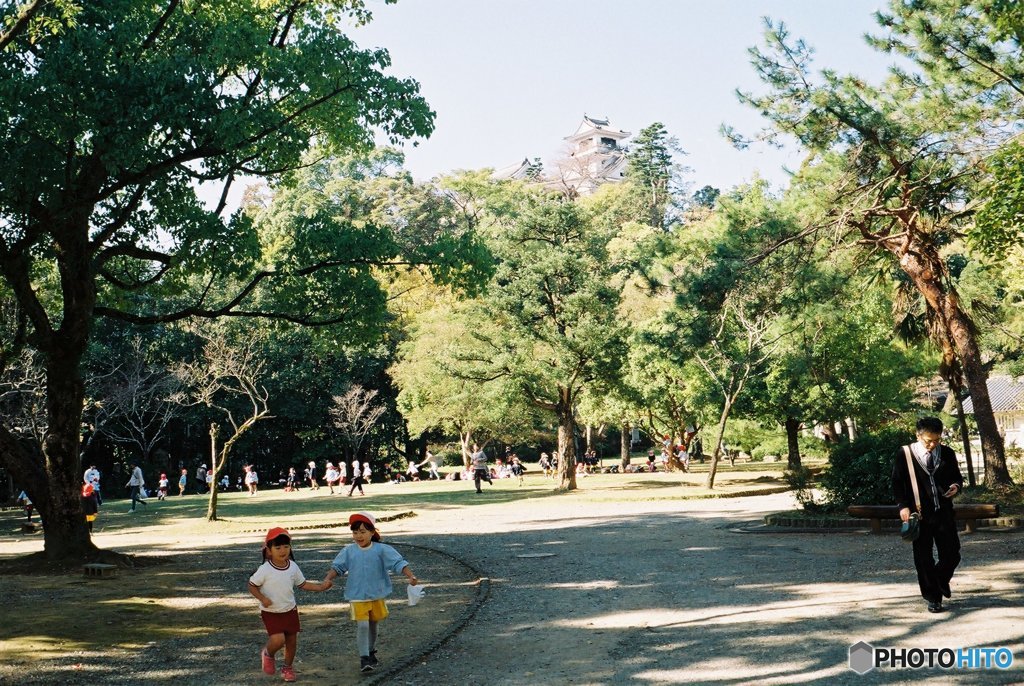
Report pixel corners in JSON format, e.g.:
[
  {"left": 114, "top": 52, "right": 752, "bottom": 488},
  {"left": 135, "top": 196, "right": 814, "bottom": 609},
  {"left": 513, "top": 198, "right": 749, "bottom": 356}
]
[{"left": 892, "top": 416, "right": 964, "bottom": 613}]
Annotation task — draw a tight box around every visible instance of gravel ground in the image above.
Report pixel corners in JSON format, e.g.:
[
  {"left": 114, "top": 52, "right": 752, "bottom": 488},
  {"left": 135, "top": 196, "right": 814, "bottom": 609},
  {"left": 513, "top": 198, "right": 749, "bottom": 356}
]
[
  {"left": 1, "top": 488, "right": 1022, "bottom": 685},
  {"left": 385, "top": 490, "right": 1024, "bottom": 686}
]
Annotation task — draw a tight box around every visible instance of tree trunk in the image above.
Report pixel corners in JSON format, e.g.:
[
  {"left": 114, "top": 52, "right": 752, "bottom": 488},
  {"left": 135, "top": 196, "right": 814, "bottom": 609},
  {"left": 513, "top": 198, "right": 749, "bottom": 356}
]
[
  {"left": 705, "top": 396, "right": 735, "bottom": 490},
  {"left": 556, "top": 387, "right": 577, "bottom": 490},
  {"left": 898, "top": 249, "right": 1011, "bottom": 485},
  {"left": 460, "top": 431, "right": 473, "bottom": 471},
  {"left": 207, "top": 423, "right": 220, "bottom": 522},
  {"left": 38, "top": 339, "right": 97, "bottom": 558},
  {"left": 844, "top": 418, "right": 858, "bottom": 442},
  {"left": 0, "top": 210, "right": 106, "bottom": 560},
  {"left": 620, "top": 421, "right": 631, "bottom": 470},
  {"left": 785, "top": 416, "right": 802, "bottom": 470},
  {"left": 954, "top": 391, "right": 976, "bottom": 488}
]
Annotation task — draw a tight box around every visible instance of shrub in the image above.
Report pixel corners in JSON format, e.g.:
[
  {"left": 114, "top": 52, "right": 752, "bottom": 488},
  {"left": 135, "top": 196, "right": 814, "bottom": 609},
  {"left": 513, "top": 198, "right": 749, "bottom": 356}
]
[
  {"left": 820, "top": 427, "right": 913, "bottom": 507},
  {"left": 435, "top": 449, "right": 464, "bottom": 468},
  {"left": 784, "top": 466, "right": 823, "bottom": 512},
  {"left": 750, "top": 434, "right": 827, "bottom": 461}
]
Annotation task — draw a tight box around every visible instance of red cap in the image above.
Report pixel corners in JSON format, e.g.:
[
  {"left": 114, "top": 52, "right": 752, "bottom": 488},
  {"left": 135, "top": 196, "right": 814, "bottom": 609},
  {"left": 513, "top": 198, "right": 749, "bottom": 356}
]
[
  {"left": 349, "top": 512, "right": 380, "bottom": 541},
  {"left": 264, "top": 527, "right": 291, "bottom": 545}
]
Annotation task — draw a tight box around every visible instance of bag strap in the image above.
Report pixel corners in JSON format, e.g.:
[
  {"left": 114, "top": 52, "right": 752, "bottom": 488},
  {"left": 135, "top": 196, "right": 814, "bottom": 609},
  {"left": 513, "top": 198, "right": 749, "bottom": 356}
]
[{"left": 902, "top": 445, "right": 922, "bottom": 515}]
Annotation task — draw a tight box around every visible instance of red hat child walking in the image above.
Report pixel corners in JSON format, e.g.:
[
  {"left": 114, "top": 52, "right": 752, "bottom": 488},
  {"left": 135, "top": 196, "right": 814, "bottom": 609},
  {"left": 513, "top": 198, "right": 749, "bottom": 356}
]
[{"left": 248, "top": 528, "right": 332, "bottom": 682}]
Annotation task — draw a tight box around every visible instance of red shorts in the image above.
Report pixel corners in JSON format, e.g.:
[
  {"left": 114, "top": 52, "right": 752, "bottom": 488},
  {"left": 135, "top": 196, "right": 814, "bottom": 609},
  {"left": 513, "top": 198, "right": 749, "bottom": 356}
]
[{"left": 261, "top": 607, "right": 300, "bottom": 635}]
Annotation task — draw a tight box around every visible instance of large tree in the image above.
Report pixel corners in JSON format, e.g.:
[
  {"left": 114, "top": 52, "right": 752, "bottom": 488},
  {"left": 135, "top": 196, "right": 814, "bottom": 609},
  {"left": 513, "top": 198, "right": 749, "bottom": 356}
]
[
  {"left": 455, "top": 183, "right": 629, "bottom": 490},
  {"left": 0, "top": 0, "right": 435, "bottom": 560},
  {"left": 730, "top": 17, "right": 1013, "bottom": 485}
]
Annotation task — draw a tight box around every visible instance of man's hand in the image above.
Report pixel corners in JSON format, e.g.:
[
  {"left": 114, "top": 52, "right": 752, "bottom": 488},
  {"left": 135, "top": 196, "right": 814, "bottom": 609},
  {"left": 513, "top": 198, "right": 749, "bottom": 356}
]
[
  {"left": 899, "top": 507, "right": 911, "bottom": 523},
  {"left": 943, "top": 484, "right": 959, "bottom": 498}
]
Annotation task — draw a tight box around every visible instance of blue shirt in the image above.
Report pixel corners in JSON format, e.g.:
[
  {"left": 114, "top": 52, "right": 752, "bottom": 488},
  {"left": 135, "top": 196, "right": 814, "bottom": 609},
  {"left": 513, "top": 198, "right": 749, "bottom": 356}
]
[{"left": 330, "top": 542, "right": 408, "bottom": 601}]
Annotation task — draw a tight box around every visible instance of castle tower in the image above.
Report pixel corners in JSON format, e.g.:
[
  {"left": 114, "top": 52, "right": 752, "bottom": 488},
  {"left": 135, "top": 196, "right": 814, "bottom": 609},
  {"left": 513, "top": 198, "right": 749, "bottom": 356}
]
[{"left": 559, "top": 115, "right": 631, "bottom": 195}]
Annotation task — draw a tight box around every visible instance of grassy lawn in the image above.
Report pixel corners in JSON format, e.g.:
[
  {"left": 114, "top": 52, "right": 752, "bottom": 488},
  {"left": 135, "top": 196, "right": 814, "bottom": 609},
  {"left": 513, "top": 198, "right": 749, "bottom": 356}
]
[{"left": 2, "top": 458, "right": 798, "bottom": 542}]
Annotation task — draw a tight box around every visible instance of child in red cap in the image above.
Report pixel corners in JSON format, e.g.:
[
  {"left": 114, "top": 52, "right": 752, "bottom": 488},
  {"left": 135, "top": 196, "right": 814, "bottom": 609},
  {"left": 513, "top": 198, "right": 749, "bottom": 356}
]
[
  {"left": 81, "top": 483, "right": 99, "bottom": 533},
  {"left": 248, "top": 528, "right": 332, "bottom": 682},
  {"left": 322, "top": 512, "right": 419, "bottom": 673}
]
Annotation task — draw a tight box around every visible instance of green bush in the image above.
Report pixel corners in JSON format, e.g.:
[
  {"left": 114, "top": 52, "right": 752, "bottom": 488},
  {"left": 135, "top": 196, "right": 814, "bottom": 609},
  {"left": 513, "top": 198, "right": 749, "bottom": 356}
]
[
  {"left": 750, "top": 434, "right": 827, "bottom": 461},
  {"left": 820, "top": 427, "right": 913, "bottom": 507},
  {"left": 434, "top": 449, "right": 464, "bottom": 468}
]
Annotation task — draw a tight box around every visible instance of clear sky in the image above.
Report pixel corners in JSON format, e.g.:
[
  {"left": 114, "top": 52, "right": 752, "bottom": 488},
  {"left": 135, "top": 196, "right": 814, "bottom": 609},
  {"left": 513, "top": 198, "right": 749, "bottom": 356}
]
[{"left": 346, "top": 0, "right": 893, "bottom": 193}]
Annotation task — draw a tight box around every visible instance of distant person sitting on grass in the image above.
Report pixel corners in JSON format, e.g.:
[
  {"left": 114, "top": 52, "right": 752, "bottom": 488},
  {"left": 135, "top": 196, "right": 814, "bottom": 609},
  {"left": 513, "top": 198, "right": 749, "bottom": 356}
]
[{"left": 249, "top": 528, "right": 332, "bottom": 683}]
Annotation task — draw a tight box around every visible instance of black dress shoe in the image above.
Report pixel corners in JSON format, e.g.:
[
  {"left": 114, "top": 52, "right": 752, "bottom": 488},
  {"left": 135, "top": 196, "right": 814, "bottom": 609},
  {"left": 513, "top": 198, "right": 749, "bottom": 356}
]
[{"left": 927, "top": 600, "right": 945, "bottom": 613}]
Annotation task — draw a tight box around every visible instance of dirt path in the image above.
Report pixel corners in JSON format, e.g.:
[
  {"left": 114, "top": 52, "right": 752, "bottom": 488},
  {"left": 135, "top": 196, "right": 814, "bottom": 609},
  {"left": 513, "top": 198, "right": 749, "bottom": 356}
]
[
  {"left": 385, "top": 491, "right": 1024, "bottom": 686},
  {"left": 1, "top": 487, "right": 1021, "bottom": 685}
]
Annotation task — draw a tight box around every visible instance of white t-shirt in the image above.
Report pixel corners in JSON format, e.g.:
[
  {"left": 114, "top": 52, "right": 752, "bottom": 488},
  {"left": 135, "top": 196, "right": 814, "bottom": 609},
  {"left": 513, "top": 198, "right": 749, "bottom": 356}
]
[
  {"left": 249, "top": 559, "right": 306, "bottom": 613},
  {"left": 84, "top": 468, "right": 100, "bottom": 487}
]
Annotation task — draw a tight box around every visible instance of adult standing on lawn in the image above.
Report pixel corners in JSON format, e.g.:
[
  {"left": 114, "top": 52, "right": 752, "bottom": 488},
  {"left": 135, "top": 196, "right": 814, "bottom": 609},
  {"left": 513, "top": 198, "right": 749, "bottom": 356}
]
[
  {"left": 126, "top": 462, "right": 147, "bottom": 513},
  {"left": 892, "top": 416, "right": 963, "bottom": 614},
  {"left": 471, "top": 444, "right": 493, "bottom": 494}
]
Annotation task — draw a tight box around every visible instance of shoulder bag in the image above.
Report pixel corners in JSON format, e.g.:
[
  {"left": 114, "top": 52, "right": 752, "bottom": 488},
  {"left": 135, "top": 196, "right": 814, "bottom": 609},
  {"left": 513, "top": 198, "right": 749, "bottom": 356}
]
[{"left": 900, "top": 445, "right": 922, "bottom": 542}]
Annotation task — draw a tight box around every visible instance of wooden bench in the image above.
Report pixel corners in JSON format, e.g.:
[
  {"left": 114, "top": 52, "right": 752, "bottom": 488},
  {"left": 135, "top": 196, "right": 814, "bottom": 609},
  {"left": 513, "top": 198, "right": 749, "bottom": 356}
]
[{"left": 847, "top": 504, "right": 999, "bottom": 534}]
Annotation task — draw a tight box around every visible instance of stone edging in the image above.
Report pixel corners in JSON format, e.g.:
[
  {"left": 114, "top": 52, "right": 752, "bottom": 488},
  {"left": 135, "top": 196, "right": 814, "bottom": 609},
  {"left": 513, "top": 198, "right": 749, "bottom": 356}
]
[
  {"left": 366, "top": 540, "right": 490, "bottom": 685},
  {"left": 764, "top": 513, "right": 1024, "bottom": 531}
]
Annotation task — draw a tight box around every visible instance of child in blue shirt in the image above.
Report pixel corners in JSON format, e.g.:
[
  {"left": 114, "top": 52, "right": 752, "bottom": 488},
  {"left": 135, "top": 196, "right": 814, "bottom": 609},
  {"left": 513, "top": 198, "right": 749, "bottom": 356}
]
[{"left": 323, "top": 512, "right": 418, "bottom": 673}]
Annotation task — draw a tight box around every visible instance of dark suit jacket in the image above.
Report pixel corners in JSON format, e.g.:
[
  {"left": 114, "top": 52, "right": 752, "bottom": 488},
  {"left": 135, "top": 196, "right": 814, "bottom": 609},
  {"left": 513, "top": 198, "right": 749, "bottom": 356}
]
[{"left": 892, "top": 444, "right": 963, "bottom": 516}]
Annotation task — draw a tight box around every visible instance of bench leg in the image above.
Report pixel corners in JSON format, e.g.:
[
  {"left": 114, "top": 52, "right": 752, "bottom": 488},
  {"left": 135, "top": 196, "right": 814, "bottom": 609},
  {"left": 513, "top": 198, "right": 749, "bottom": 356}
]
[
  {"left": 870, "top": 518, "right": 882, "bottom": 535},
  {"left": 963, "top": 519, "right": 976, "bottom": 534}
]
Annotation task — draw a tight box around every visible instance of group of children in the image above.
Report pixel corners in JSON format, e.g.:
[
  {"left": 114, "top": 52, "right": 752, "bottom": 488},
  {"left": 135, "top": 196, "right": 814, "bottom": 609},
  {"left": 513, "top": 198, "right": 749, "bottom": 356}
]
[{"left": 248, "top": 511, "right": 420, "bottom": 681}]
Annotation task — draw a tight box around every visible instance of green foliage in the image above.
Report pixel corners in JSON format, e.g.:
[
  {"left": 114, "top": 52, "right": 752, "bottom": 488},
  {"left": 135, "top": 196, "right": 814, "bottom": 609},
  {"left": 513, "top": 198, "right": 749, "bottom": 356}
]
[
  {"left": 691, "top": 185, "right": 720, "bottom": 209},
  {"left": 750, "top": 434, "right": 823, "bottom": 461},
  {"left": 819, "top": 428, "right": 913, "bottom": 507},
  {"left": 974, "top": 141, "right": 1024, "bottom": 256},
  {"left": 784, "top": 465, "right": 820, "bottom": 512},
  {"left": 625, "top": 122, "right": 688, "bottom": 228}
]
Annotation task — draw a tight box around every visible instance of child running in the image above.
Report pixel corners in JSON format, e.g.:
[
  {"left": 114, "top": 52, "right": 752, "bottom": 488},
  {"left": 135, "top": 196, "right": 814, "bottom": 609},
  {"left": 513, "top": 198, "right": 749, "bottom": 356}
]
[
  {"left": 323, "top": 512, "right": 419, "bottom": 673},
  {"left": 248, "top": 528, "right": 332, "bottom": 682}
]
